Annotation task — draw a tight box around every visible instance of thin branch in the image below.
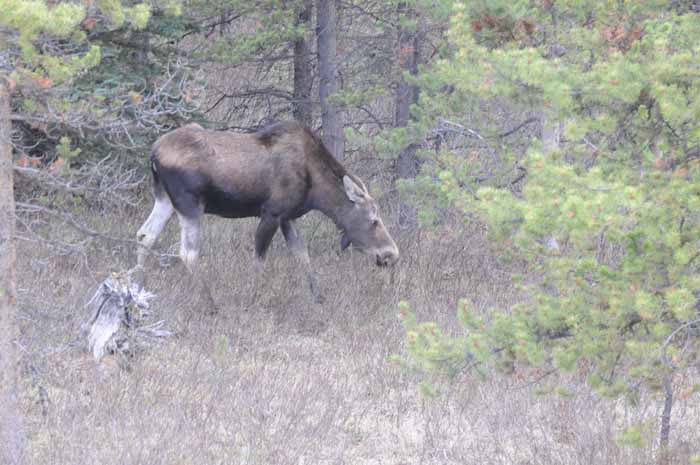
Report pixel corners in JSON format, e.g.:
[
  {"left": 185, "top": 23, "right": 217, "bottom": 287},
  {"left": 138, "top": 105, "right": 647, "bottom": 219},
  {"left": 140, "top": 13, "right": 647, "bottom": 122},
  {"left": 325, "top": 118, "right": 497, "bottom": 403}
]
[
  {"left": 660, "top": 318, "right": 700, "bottom": 369},
  {"left": 497, "top": 117, "right": 539, "bottom": 139},
  {"left": 15, "top": 202, "right": 138, "bottom": 246}
]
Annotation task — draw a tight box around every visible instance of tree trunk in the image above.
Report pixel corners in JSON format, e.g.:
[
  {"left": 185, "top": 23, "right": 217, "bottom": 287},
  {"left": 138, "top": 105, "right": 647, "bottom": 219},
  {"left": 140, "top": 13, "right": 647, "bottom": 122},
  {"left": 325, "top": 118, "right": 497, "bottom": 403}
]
[
  {"left": 0, "top": 79, "right": 24, "bottom": 465},
  {"left": 394, "top": 3, "right": 419, "bottom": 136},
  {"left": 541, "top": 114, "right": 562, "bottom": 154},
  {"left": 394, "top": 3, "right": 421, "bottom": 227},
  {"left": 316, "top": 0, "right": 344, "bottom": 159},
  {"left": 293, "top": 0, "right": 314, "bottom": 127},
  {"left": 659, "top": 374, "right": 673, "bottom": 465},
  {"left": 541, "top": 112, "right": 562, "bottom": 252}
]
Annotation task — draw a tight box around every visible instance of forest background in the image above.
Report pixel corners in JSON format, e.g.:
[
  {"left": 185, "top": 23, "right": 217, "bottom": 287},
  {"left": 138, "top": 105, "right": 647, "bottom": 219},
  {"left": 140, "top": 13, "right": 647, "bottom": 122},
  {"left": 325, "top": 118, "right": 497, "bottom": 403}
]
[{"left": 1, "top": 1, "right": 700, "bottom": 464}]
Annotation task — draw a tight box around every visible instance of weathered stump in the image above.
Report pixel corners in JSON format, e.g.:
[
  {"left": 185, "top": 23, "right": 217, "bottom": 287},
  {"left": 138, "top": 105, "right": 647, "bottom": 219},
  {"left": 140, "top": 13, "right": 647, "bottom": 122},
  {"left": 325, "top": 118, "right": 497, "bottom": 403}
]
[{"left": 80, "top": 272, "right": 172, "bottom": 365}]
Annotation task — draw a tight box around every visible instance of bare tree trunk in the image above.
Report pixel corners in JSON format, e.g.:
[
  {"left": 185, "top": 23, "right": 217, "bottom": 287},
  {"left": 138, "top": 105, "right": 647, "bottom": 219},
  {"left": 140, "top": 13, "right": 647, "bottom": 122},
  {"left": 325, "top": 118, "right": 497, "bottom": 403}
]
[
  {"left": 540, "top": 112, "right": 562, "bottom": 252},
  {"left": 0, "top": 79, "right": 24, "bottom": 465},
  {"left": 316, "top": 0, "right": 344, "bottom": 159},
  {"left": 541, "top": 115, "right": 562, "bottom": 154},
  {"left": 293, "top": 0, "right": 314, "bottom": 127},
  {"left": 394, "top": 3, "right": 421, "bottom": 226},
  {"left": 659, "top": 374, "right": 673, "bottom": 465}
]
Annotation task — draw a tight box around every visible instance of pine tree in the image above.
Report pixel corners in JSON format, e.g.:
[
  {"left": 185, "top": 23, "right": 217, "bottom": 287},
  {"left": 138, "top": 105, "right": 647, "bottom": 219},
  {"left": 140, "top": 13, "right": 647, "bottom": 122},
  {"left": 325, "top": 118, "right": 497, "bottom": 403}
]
[{"left": 400, "top": 2, "right": 700, "bottom": 461}]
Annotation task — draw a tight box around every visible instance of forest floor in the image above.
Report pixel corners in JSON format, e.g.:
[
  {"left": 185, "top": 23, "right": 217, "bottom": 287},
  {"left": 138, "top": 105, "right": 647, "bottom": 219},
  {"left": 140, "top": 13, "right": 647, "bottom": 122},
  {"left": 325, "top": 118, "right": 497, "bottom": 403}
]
[{"left": 16, "top": 208, "right": 700, "bottom": 465}]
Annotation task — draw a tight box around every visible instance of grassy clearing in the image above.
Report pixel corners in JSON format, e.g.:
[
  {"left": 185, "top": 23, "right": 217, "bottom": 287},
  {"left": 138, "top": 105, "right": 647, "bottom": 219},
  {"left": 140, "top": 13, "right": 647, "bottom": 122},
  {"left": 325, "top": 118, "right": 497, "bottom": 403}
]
[{"left": 16, "top": 206, "right": 700, "bottom": 465}]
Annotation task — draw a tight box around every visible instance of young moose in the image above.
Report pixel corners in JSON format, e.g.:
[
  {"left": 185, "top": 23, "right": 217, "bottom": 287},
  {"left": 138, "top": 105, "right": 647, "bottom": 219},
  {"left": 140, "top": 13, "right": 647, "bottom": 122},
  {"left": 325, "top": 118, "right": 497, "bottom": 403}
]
[{"left": 135, "top": 121, "right": 399, "bottom": 303}]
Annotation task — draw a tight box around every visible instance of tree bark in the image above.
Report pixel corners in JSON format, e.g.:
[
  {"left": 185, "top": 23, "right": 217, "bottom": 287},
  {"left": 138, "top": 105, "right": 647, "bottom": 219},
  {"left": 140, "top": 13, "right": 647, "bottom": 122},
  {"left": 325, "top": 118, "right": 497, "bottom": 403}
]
[
  {"left": 293, "top": 0, "right": 314, "bottom": 127},
  {"left": 541, "top": 114, "right": 562, "bottom": 154},
  {"left": 0, "top": 79, "right": 24, "bottom": 465},
  {"left": 394, "top": 3, "right": 419, "bottom": 135},
  {"left": 316, "top": 0, "right": 344, "bottom": 159},
  {"left": 658, "top": 374, "right": 673, "bottom": 465},
  {"left": 394, "top": 3, "right": 421, "bottom": 226},
  {"left": 540, "top": 112, "right": 562, "bottom": 252}
]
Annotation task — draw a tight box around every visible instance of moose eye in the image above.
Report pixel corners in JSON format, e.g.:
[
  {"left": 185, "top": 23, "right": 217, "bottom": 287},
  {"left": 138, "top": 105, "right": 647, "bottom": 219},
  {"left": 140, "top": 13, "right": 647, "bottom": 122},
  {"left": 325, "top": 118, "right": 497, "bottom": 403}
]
[{"left": 371, "top": 219, "right": 379, "bottom": 228}]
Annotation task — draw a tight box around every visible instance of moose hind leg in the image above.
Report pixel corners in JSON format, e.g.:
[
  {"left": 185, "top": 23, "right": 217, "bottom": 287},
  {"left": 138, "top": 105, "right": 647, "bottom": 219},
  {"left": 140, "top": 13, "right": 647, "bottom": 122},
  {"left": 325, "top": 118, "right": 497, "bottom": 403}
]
[
  {"left": 281, "top": 220, "right": 323, "bottom": 303},
  {"left": 178, "top": 212, "right": 217, "bottom": 312},
  {"left": 255, "top": 214, "right": 281, "bottom": 260},
  {"left": 136, "top": 195, "right": 174, "bottom": 269},
  {"left": 177, "top": 213, "right": 201, "bottom": 271}
]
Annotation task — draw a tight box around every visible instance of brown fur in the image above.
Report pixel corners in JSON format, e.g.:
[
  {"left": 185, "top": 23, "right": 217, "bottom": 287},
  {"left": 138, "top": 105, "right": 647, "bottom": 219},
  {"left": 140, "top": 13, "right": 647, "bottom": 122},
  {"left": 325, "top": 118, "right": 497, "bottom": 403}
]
[
  {"left": 150, "top": 122, "right": 369, "bottom": 226},
  {"left": 136, "top": 121, "right": 399, "bottom": 305}
]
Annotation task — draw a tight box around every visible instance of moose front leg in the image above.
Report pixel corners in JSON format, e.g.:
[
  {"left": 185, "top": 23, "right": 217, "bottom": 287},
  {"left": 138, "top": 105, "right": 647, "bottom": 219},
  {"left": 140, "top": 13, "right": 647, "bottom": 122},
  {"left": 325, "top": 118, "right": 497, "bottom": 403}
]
[{"left": 281, "top": 220, "right": 323, "bottom": 304}]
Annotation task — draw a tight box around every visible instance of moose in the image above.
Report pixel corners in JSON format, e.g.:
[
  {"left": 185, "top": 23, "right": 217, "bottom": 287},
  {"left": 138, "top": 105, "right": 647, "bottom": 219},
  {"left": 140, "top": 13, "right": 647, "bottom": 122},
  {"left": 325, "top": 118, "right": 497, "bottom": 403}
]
[{"left": 134, "top": 121, "right": 399, "bottom": 305}]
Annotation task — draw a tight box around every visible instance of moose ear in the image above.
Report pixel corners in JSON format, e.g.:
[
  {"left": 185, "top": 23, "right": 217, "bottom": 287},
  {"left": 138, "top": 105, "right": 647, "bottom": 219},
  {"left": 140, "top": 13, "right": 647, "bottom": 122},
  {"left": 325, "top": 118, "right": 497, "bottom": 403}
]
[
  {"left": 343, "top": 175, "right": 367, "bottom": 203},
  {"left": 340, "top": 233, "right": 351, "bottom": 250}
]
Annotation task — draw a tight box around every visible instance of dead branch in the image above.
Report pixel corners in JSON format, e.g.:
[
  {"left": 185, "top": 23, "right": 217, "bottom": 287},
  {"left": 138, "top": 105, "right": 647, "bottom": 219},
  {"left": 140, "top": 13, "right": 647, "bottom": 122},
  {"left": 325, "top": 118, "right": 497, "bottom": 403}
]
[{"left": 80, "top": 272, "right": 172, "bottom": 364}]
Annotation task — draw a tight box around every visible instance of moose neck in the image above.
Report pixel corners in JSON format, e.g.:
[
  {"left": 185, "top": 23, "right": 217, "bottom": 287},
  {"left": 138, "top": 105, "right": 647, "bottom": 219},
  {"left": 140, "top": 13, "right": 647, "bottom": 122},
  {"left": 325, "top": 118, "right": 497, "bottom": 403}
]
[{"left": 309, "top": 171, "right": 354, "bottom": 231}]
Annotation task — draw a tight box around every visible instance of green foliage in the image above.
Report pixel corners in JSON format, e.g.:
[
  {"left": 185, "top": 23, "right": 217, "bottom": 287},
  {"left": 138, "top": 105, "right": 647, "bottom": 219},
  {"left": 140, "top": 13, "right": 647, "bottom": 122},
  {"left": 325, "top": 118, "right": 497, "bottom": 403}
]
[
  {"left": 90, "top": 0, "right": 149, "bottom": 28},
  {"left": 2, "top": 1, "right": 202, "bottom": 168},
  {"left": 0, "top": 0, "right": 85, "bottom": 37},
  {"left": 125, "top": 3, "right": 152, "bottom": 29},
  {"left": 1, "top": 1, "right": 89, "bottom": 83},
  {"left": 401, "top": 0, "right": 700, "bottom": 430},
  {"left": 394, "top": 300, "right": 479, "bottom": 396},
  {"left": 1, "top": 1, "right": 153, "bottom": 85},
  {"left": 189, "top": 0, "right": 305, "bottom": 65},
  {"left": 55, "top": 136, "right": 81, "bottom": 173},
  {"left": 615, "top": 422, "right": 655, "bottom": 449},
  {"left": 398, "top": 300, "right": 473, "bottom": 380}
]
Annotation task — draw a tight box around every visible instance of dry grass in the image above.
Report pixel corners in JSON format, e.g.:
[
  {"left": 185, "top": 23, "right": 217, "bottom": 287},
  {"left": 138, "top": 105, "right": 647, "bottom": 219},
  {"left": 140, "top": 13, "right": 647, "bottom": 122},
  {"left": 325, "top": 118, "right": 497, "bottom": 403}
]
[{"left": 16, "top": 205, "right": 700, "bottom": 465}]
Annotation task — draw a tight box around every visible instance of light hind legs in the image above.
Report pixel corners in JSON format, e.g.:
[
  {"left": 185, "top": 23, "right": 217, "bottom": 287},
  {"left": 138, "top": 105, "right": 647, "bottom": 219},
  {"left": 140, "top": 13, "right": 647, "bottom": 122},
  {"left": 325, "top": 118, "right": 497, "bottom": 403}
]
[
  {"left": 133, "top": 195, "right": 174, "bottom": 285},
  {"left": 177, "top": 212, "right": 218, "bottom": 313},
  {"left": 281, "top": 220, "right": 323, "bottom": 304},
  {"left": 177, "top": 213, "right": 201, "bottom": 271}
]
